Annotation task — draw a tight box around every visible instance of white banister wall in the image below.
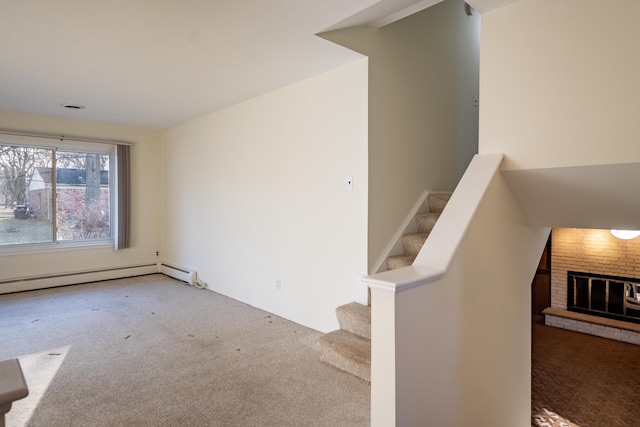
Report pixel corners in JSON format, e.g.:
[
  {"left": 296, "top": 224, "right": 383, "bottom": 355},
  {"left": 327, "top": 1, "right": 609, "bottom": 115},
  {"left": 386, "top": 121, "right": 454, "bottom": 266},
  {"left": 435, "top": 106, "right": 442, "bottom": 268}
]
[{"left": 365, "top": 154, "right": 550, "bottom": 426}]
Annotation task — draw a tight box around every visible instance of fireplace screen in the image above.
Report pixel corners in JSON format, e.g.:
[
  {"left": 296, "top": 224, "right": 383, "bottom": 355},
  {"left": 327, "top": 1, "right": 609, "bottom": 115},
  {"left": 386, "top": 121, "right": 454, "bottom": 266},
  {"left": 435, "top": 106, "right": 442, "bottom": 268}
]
[{"left": 568, "top": 271, "right": 640, "bottom": 324}]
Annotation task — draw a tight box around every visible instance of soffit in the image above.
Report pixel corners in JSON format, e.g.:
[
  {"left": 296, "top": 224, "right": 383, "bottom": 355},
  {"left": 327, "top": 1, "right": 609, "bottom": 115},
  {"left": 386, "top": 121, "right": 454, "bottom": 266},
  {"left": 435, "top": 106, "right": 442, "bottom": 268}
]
[{"left": 503, "top": 163, "right": 640, "bottom": 230}]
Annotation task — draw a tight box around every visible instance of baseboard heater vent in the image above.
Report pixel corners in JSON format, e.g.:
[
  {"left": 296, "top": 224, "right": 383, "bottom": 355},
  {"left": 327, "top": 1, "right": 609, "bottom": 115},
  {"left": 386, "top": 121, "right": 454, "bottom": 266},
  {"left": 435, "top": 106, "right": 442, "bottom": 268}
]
[
  {"left": 158, "top": 263, "right": 196, "bottom": 285},
  {"left": 0, "top": 264, "right": 159, "bottom": 295}
]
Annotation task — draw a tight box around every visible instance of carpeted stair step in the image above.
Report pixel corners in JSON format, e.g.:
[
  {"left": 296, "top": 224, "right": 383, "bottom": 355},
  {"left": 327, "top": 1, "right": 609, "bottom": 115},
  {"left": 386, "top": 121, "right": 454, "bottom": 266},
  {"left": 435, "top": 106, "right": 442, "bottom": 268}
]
[
  {"left": 415, "top": 212, "right": 441, "bottom": 233},
  {"left": 317, "top": 191, "right": 451, "bottom": 382},
  {"left": 428, "top": 192, "right": 451, "bottom": 214},
  {"left": 401, "top": 232, "right": 430, "bottom": 256},
  {"left": 336, "top": 302, "right": 371, "bottom": 339},
  {"left": 384, "top": 192, "right": 451, "bottom": 271},
  {"left": 386, "top": 254, "right": 416, "bottom": 270},
  {"left": 316, "top": 330, "right": 371, "bottom": 382}
]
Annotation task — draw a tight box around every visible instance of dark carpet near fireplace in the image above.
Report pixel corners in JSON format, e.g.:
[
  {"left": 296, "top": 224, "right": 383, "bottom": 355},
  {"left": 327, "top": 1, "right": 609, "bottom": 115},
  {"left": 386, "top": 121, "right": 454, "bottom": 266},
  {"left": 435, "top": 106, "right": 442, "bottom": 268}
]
[{"left": 532, "top": 317, "right": 640, "bottom": 427}]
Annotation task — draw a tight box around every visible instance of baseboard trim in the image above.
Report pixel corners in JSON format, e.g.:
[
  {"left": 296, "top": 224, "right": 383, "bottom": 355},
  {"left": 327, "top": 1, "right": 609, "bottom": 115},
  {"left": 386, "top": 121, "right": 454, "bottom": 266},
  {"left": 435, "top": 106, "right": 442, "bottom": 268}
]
[{"left": 0, "top": 264, "right": 159, "bottom": 294}]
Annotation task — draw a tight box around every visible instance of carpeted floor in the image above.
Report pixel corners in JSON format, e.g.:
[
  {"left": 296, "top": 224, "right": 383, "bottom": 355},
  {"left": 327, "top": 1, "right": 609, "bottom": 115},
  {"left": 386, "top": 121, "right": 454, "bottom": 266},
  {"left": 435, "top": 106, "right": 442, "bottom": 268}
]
[
  {"left": 0, "top": 275, "right": 370, "bottom": 427},
  {"left": 531, "top": 318, "right": 640, "bottom": 427},
  {"left": 7, "top": 275, "right": 639, "bottom": 427}
]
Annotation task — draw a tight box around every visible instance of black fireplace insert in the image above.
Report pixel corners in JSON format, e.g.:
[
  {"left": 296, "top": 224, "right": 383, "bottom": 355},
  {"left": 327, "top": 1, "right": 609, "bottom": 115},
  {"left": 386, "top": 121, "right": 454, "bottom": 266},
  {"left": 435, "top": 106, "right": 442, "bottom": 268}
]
[{"left": 567, "top": 271, "right": 640, "bottom": 324}]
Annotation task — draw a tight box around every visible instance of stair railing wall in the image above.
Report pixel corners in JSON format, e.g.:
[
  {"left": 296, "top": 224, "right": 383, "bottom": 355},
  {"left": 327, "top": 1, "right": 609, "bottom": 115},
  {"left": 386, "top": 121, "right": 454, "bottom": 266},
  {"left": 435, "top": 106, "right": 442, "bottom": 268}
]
[
  {"left": 369, "top": 190, "right": 431, "bottom": 274},
  {"left": 364, "top": 153, "right": 550, "bottom": 426}
]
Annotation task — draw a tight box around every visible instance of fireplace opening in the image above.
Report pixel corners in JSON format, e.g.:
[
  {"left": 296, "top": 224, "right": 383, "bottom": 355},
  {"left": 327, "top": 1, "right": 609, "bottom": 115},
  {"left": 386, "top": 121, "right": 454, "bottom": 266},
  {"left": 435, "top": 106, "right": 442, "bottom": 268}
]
[{"left": 567, "top": 271, "right": 640, "bottom": 324}]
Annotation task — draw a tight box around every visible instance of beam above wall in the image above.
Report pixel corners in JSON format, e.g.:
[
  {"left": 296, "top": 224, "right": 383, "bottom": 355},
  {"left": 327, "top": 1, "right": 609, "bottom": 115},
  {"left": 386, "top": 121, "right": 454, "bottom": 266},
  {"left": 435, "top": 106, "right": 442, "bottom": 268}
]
[{"left": 502, "top": 162, "right": 640, "bottom": 230}]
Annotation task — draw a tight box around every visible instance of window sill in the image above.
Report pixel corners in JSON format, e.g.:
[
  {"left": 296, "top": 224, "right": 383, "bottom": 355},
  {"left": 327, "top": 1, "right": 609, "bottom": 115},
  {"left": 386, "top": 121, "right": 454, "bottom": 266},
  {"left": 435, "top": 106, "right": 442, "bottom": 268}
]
[{"left": 0, "top": 239, "right": 114, "bottom": 256}]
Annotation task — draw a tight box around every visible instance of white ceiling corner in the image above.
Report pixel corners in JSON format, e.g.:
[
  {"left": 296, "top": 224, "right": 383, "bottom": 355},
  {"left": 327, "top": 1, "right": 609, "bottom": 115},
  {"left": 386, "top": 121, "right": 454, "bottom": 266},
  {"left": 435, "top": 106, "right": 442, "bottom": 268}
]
[{"left": 465, "top": 0, "right": 520, "bottom": 14}]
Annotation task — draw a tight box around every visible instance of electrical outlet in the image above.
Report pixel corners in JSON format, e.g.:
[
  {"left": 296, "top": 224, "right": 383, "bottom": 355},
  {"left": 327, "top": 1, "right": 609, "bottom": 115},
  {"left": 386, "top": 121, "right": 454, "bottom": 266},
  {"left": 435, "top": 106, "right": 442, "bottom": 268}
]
[
  {"left": 155, "top": 251, "right": 159, "bottom": 257},
  {"left": 276, "top": 279, "right": 281, "bottom": 290}
]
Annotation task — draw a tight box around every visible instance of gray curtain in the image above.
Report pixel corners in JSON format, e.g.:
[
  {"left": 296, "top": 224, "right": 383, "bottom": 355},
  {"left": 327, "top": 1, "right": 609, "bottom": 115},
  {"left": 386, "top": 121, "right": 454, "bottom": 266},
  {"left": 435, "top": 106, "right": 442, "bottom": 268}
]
[{"left": 116, "top": 144, "right": 131, "bottom": 249}]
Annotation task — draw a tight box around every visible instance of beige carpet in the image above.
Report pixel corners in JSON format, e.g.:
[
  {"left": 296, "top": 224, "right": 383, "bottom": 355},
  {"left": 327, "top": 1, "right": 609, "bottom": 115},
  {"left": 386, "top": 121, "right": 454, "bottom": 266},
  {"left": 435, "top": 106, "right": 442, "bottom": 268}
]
[{"left": 0, "top": 274, "right": 370, "bottom": 427}]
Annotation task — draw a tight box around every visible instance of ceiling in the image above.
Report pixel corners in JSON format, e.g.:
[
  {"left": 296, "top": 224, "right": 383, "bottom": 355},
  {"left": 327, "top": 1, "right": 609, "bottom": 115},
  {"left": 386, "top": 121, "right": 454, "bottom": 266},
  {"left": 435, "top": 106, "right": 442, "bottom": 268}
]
[{"left": 0, "top": 0, "right": 512, "bottom": 129}]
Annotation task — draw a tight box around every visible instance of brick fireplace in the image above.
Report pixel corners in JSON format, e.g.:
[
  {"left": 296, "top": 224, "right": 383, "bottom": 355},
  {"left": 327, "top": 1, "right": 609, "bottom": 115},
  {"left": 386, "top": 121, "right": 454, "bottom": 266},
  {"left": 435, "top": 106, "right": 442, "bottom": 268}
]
[{"left": 545, "top": 228, "right": 640, "bottom": 345}]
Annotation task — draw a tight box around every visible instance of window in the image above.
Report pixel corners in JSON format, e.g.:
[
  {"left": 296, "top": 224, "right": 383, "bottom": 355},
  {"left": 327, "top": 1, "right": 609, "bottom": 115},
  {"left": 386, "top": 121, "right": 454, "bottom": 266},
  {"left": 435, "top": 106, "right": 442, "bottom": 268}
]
[{"left": 0, "top": 135, "right": 129, "bottom": 251}]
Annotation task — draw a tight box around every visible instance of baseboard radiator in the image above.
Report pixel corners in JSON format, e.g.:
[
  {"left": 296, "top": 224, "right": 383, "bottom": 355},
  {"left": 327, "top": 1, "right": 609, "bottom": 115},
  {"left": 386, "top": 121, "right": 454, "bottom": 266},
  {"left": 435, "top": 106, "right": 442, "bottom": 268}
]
[
  {"left": 0, "top": 264, "right": 159, "bottom": 294},
  {"left": 157, "top": 263, "right": 196, "bottom": 285},
  {"left": 0, "top": 262, "right": 200, "bottom": 295}
]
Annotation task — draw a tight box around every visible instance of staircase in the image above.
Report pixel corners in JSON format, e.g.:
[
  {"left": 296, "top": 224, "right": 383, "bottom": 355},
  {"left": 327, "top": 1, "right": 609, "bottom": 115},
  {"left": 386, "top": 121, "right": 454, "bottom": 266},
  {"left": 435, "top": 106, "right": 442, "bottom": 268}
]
[
  {"left": 316, "top": 192, "right": 451, "bottom": 381},
  {"left": 316, "top": 302, "right": 372, "bottom": 381},
  {"left": 384, "top": 192, "right": 450, "bottom": 270}
]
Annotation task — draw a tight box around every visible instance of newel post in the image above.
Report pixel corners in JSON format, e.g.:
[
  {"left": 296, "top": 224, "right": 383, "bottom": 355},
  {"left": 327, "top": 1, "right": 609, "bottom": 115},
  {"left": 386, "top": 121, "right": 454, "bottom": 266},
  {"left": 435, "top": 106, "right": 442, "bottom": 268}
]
[{"left": 368, "top": 284, "right": 397, "bottom": 427}]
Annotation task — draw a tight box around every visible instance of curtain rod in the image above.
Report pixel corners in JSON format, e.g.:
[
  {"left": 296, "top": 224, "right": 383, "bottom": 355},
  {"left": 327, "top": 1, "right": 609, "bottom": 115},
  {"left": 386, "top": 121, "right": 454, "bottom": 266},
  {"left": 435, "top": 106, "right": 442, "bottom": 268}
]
[{"left": 0, "top": 129, "right": 133, "bottom": 146}]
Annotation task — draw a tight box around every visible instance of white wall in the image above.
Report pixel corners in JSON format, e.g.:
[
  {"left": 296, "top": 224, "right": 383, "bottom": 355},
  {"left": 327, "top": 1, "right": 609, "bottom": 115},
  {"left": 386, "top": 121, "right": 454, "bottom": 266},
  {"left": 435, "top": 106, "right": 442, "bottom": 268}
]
[
  {"left": 393, "top": 171, "right": 547, "bottom": 426},
  {"left": 0, "top": 110, "right": 162, "bottom": 282},
  {"left": 321, "top": 0, "right": 480, "bottom": 270},
  {"left": 480, "top": 0, "right": 640, "bottom": 170},
  {"left": 162, "top": 60, "right": 368, "bottom": 333},
  {"left": 479, "top": 0, "right": 640, "bottom": 249}
]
